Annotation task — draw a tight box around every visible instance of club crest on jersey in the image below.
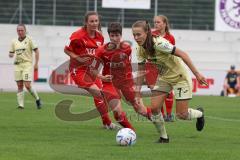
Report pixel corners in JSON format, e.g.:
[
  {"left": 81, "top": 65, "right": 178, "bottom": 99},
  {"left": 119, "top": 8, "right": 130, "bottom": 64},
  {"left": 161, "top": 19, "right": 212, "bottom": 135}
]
[
  {"left": 106, "top": 42, "right": 117, "bottom": 50},
  {"left": 219, "top": 0, "right": 240, "bottom": 29}
]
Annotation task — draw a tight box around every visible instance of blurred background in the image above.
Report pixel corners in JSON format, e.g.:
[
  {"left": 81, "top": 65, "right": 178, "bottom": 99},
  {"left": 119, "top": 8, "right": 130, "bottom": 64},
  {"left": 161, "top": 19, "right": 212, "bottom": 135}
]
[{"left": 0, "top": 0, "right": 214, "bottom": 29}]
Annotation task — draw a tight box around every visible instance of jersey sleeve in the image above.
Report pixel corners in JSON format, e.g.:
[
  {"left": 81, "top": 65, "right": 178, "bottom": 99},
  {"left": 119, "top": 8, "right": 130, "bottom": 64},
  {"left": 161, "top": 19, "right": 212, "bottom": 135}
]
[
  {"left": 154, "top": 37, "right": 175, "bottom": 55},
  {"left": 9, "top": 40, "right": 15, "bottom": 53},
  {"left": 65, "top": 39, "right": 83, "bottom": 52},
  {"left": 29, "top": 37, "right": 38, "bottom": 50}
]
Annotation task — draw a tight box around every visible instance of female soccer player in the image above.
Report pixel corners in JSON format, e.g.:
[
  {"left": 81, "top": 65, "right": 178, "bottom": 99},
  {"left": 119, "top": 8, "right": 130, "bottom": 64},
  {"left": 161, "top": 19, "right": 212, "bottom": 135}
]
[
  {"left": 132, "top": 20, "right": 207, "bottom": 143},
  {"left": 9, "top": 24, "right": 41, "bottom": 109},
  {"left": 95, "top": 22, "right": 153, "bottom": 130},
  {"left": 64, "top": 11, "right": 117, "bottom": 129},
  {"left": 146, "top": 15, "right": 175, "bottom": 121}
]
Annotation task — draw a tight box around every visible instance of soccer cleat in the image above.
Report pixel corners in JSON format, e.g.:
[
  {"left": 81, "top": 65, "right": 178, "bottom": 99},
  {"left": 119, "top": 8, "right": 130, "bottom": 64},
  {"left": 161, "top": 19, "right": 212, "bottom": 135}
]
[
  {"left": 196, "top": 107, "right": 205, "bottom": 131},
  {"left": 165, "top": 114, "right": 175, "bottom": 122},
  {"left": 157, "top": 136, "right": 169, "bottom": 143},
  {"left": 17, "top": 106, "right": 24, "bottom": 109},
  {"left": 104, "top": 123, "right": 122, "bottom": 130},
  {"left": 36, "top": 99, "right": 42, "bottom": 109}
]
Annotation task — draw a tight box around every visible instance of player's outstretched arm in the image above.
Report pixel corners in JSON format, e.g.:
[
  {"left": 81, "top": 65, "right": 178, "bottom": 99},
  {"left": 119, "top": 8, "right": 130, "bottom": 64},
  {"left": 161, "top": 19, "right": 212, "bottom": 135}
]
[
  {"left": 174, "top": 48, "right": 208, "bottom": 86},
  {"left": 34, "top": 48, "right": 40, "bottom": 70}
]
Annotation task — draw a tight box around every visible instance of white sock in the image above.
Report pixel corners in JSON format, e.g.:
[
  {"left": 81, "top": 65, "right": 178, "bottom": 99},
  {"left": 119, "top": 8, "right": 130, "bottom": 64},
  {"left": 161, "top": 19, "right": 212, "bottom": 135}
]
[
  {"left": 28, "top": 87, "right": 39, "bottom": 100},
  {"left": 17, "top": 91, "right": 24, "bottom": 107},
  {"left": 151, "top": 112, "right": 168, "bottom": 139},
  {"left": 187, "top": 108, "right": 203, "bottom": 120}
]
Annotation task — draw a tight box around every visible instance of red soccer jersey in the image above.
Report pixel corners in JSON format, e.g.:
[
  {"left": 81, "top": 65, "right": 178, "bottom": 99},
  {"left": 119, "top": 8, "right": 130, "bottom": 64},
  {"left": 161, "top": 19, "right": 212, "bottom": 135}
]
[
  {"left": 96, "top": 42, "right": 133, "bottom": 86},
  {"left": 151, "top": 30, "right": 175, "bottom": 45},
  {"left": 65, "top": 28, "right": 104, "bottom": 69}
]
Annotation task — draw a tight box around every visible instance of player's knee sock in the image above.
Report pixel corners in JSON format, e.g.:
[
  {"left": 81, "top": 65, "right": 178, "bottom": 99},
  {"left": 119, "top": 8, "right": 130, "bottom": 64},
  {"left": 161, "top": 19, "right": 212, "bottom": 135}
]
[
  {"left": 17, "top": 91, "right": 24, "bottom": 107},
  {"left": 187, "top": 108, "right": 203, "bottom": 120},
  {"left": 151, "top": 112, "right": 168, "bottom": 139},
  {"left": 114, "top": 112, "right": 134, "bottom": 130},
  {"left": 28, "top": 87, "right": 39, "bottom": 100},
  {"left": 165, "top": 93, "right": 174, "bottom": 115},
  {"left": 94, "top": 98, "right": 112, "bottom": 126}
]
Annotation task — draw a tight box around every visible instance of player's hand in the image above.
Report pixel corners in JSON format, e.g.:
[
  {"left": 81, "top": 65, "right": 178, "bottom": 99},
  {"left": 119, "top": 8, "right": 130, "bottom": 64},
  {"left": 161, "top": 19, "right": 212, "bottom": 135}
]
[
  {"left": 99, "top": 74, "right": 113, "bottom": 82},
  {"left": 75, "top": 56, "right": 92, "bottom": 64},
  {"left": 9, "top": 53, "right": 14, "bottom": 58},
  {"left": 196, "top": 73, "right": 208, "bottom": 86}
]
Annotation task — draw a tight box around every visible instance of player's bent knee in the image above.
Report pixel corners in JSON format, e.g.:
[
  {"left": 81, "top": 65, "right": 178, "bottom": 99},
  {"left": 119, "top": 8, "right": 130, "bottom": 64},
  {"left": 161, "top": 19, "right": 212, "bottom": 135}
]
[{"left": 176, "top": 112, "right": 188, "bottom": 120}]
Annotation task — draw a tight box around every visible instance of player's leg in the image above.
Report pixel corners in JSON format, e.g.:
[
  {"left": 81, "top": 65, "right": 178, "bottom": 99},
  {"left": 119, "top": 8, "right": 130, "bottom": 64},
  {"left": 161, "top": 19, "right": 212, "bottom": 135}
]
[
  {"left": 164, "top": 91, "right": 174, "bottom": 122},
  {"left": 103, "top": 83, "right": 134, "bottom": 130},
  {"left": 90, "top": 79, "right": 114, "bottom": 128},
  {"left": 120, "top": 85, "right": 152, "bottom": 119},
  {"left": 23, "top": 64, "right": 41, "bottom": 109},
  {"left": 144, "top": 79, "right": 171, "bottom": 142},
  {"left": 16, "top": 80, "right": 24, "bottom": 109},
  {"left": 176, "top": 100, "right": 204, "bottom": 131},
  {"left": 149, "top": 91, "right": 169, "bottom": 142},
  {"left": 174, "top": 82, "right": 205, "bottom": 131},
  {"left": 15, "top": 66, "right": 24, "bottom": 109},
  {"left": 71, "top": 69, "right": 113, "bottom": 127}
]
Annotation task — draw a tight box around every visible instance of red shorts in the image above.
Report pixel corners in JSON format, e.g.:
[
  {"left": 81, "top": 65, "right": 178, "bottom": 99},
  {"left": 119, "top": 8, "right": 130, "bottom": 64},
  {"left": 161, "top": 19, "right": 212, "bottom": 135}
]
[{"left": 70, "top": 68, "right": 102, "bottom": 89}]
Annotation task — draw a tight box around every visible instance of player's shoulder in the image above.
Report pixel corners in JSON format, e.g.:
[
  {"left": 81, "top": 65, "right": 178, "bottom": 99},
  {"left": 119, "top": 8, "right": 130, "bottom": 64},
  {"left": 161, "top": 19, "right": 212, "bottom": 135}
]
[
  {"left": 104, "top": 42, "right": 116, "bottom": 51},
  {"left": 70, "top": 27, "right": 86, "bottom": 40},
  {"left": 11, "top": 38, "right": 18, "bottom": 43},
  {"left": 120, "top": 41, "right": 131, "bottom": 49},
  {"left": 153, "top": 36, "right": 168, "bottom": 44},
  {"left": 25, "top": 35, "right": 34, "bottom": 41}
]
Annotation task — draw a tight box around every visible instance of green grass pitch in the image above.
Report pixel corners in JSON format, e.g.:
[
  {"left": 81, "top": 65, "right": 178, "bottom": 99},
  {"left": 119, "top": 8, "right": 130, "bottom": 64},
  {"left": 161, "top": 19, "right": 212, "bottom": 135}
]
[{"left": 0, "top": 92, "right": 240, "bottom": 160}]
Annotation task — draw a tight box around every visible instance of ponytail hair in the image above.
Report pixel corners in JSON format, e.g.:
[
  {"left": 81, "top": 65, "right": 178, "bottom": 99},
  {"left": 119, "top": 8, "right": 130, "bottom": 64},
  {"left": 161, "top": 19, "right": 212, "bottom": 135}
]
[{"left": 132, "top": 20, "right": 155, "bottom": 57}]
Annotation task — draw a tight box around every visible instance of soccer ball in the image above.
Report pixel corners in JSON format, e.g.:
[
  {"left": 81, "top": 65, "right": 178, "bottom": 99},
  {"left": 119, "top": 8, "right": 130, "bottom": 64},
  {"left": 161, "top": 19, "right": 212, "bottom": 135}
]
[{"left": 116, "top": 128, "right": 136, "bottom": 146}]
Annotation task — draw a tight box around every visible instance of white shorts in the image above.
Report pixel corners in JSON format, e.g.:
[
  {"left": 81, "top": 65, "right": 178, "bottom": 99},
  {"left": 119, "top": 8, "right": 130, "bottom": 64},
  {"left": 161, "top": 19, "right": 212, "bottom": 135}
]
[
  {"left": 152, "top": 78, "right": 192, "bottom": 100},
  {"left": 14, "top": 62, "right": 33, "bottom": 81}
]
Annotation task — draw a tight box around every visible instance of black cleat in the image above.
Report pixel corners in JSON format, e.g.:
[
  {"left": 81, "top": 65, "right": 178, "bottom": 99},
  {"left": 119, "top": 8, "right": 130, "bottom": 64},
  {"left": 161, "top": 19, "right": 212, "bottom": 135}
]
[
  {"left": 36, "top": 99, "right": 42, "bottom": 109},
  {"left": 17, "top": 106, "right": 24, "bottom": 109},
  {"left": 196, "top": 107, "right": 205, "bottom": 131},
  {"left": 157, "top": 136, "right": 169, "bottom": 143}
]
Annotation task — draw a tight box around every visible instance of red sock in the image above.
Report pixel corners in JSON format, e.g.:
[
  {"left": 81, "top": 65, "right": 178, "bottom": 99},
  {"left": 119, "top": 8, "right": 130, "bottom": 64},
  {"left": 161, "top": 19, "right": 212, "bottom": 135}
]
[
  {"left": 94, "top": 98, "right": 112, "bottom": 126},
  {"left": 146, "top": 107, "right": 152, "bottom": 120},
  {"left": 114, "top": 112, "right": 134, "bottom": 130},
  {"left": 165, "top": 91, "right": 174, "bottom": 115}
]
